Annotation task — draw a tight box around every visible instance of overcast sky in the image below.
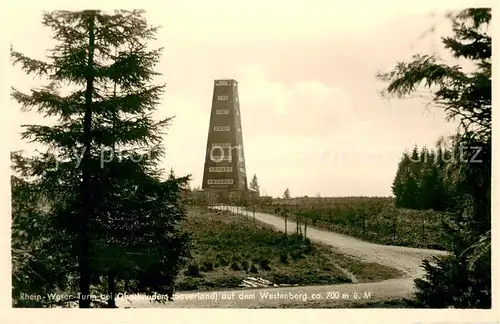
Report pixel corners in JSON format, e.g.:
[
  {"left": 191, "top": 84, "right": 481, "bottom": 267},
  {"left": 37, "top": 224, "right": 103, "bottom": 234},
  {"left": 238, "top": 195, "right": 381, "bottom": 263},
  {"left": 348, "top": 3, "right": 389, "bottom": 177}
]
[{"left": 5, "top": 0, "right": 485, "bottom": 197}]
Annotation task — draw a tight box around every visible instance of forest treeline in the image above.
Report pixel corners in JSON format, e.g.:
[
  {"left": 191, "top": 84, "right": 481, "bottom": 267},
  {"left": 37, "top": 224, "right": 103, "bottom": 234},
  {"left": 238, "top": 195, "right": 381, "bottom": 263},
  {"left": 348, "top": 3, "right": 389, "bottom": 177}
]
[{"left": 392, "top": 137, "right": 471, "bottom": 211}]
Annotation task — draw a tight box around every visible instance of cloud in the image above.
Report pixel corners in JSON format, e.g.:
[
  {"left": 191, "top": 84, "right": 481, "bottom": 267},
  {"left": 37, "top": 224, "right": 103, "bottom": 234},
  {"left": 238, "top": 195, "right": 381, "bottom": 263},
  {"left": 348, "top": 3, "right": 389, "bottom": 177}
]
[{"left": 235, "top": 66, "right": 354, "bottom": 137}]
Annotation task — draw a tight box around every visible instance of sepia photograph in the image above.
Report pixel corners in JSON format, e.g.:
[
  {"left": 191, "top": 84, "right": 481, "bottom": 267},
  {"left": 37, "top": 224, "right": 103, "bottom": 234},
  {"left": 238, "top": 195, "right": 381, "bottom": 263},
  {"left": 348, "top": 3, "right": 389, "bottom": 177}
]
[{"left": 5, "top": 0, "right": 494, "bottom": 315}]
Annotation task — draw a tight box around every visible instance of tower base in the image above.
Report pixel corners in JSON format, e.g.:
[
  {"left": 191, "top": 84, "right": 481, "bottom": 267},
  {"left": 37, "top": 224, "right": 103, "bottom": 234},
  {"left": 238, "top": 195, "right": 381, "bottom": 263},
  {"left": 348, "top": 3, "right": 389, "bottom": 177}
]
[{"left": 193, "top": 188, "right": 259, "bottom": 206}]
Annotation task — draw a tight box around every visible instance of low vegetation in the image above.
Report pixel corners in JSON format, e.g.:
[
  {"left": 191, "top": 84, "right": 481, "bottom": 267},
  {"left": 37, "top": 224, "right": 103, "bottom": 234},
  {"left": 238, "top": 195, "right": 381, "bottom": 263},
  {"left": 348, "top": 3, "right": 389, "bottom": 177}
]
[
  {"left": 175, "top": 207, "right": 402, "bottom": 291},
  {"left": 250, "top": 197, "right": 450, "bottom": 251}
]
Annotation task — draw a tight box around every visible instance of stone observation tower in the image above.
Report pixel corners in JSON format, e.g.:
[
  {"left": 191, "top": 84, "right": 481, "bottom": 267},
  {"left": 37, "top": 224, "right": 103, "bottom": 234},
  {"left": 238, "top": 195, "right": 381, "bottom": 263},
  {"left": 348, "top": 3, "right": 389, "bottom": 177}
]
[{"left": 200, "top": 79, "right": 256, "bottom": 203}]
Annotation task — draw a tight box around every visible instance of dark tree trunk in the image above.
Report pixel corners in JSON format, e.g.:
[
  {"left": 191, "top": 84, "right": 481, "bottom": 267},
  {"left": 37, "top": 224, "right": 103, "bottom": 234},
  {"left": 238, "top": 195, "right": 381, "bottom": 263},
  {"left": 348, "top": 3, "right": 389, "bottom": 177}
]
[
  {"left": 79, "top": 11, "right": 96, "bottom": 309},
  {"left": 107, "top": 270, "right": 117, "bottom": 308}
]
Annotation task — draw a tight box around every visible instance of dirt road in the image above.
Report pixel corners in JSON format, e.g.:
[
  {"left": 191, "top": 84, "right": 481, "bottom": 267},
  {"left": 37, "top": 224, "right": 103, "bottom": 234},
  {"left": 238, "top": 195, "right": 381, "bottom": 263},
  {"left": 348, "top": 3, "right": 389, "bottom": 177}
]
[
  {"left": 119, "top": 206, "right": 447, "bottom": 308},
  {"left": 229, "top": 206, "right": 448, "bottom": 279}
]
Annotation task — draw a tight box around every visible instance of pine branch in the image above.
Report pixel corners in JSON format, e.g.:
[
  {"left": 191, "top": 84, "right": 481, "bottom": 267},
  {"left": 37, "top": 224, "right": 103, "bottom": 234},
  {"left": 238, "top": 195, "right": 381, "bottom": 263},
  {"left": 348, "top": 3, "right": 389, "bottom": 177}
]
[
  {"left": 11, "top": 87, "right": 85, "bottom": 118},
  {"left": 11, "top": 49, "right": 53, "bottom": 76}
]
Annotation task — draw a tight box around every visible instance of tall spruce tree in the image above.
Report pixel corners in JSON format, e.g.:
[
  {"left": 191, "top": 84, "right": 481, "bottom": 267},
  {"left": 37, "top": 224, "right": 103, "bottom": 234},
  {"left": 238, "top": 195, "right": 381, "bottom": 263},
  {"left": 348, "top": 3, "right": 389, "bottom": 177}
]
[
  {"left": 377, "top": 8, "right": 491, "bottom": 307},
  {"left": 392, "top": 149, "right": 421, "bottom": 209},
  {"left": 419, "top": 146, "right": 437, "bottom": 210},
  {"left": 11, "top": 10, "right": 190, "bottom": 308},
  {"left": 392, "top": 151, "right": 410, "bottom": 207}
]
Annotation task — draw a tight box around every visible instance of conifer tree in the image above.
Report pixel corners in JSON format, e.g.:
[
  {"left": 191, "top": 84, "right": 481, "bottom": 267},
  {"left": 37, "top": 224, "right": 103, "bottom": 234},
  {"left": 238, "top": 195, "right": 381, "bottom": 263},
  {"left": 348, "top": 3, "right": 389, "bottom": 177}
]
[
  {"left": 393, "top": 141, "right": 456, "bottom": 211},
  {"left": 11, "top": 10, "right": 190, "bottom": 308},
  {"left": 392, "top": 151, "right": 410, "bottom": 207},
  {"left": 419, "top": 147, "right": 436, "bottom": 209},
  {"left": 283, "top": 188, "right": 291, "bottom": 199},
  {"left": 378, "top": 8, "right": 491, "bottom": 307},
  {"left": 249, "top": 174, "right": 260, "bottom": 194},
  {"left": 11, "top": 159, "right": 77, "bottom": 307}
]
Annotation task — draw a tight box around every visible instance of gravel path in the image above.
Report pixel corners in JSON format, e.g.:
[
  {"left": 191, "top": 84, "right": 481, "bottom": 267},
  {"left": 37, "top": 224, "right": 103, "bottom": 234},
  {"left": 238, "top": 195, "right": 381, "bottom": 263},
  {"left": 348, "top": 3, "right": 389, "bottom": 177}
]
[
  {"left": 228, "top": 206, "right": 448, "bottom": 279},
  {"left": 120, "top": 206, "right": 448, "bottom": 308}
]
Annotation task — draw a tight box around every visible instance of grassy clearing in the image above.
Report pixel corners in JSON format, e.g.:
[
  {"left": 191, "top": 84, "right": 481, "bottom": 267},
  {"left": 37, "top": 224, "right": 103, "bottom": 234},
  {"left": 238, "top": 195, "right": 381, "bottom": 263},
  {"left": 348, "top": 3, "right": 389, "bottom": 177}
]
[
  {"left": 250, "top": 197, "right": 449, "bottom": 250},
  {"left": 175, "top": 207, "right": 402, "bottom": 291}
]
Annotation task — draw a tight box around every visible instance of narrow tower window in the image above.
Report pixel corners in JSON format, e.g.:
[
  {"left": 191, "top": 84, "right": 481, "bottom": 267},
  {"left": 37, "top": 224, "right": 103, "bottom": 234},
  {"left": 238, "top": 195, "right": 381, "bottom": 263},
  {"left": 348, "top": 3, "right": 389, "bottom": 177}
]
[{"left": 214, "top": 126, "right": 230, "bottom": 131}]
